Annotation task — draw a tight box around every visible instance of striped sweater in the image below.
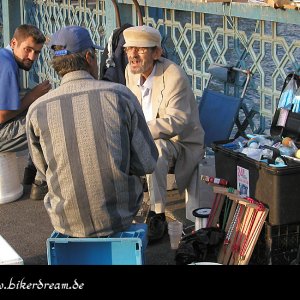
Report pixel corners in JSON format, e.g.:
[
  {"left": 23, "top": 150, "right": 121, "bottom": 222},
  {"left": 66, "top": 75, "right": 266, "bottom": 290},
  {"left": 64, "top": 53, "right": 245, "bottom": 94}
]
[{"left": 26, "top": 70, "right": 158, "bottom": 237}]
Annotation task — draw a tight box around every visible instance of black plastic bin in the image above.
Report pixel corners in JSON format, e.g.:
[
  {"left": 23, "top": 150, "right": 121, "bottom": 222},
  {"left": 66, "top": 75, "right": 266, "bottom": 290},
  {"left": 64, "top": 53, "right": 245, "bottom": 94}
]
[
  {"left": 212, "top": 140, "right": 300, "bottom": 226},
  {"left": 250, "top": 222, "right": 300, "bottom": 265}
]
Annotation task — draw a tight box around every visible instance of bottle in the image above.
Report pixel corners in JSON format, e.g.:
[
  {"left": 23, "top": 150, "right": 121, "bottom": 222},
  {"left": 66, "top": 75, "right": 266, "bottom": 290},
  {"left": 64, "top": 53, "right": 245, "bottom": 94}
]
[
  {"left": 247, "top": 135, "right": 273, "bottom": 148},
  {"left": 279, "top": 137, "right": 298, "bottom": 157}
]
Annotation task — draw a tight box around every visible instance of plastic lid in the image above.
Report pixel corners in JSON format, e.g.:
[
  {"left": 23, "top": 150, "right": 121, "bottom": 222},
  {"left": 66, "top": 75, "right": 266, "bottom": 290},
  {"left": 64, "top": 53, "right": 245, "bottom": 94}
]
[{"left": 192, "top": 207, "right": 211, "bottom": 218}]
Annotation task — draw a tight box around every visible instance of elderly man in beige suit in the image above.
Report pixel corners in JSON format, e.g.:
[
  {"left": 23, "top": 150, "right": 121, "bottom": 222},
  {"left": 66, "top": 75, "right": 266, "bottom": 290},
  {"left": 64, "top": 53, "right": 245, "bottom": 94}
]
[{"left": 124, "top": 25, "right": 205, "bottom": 242}]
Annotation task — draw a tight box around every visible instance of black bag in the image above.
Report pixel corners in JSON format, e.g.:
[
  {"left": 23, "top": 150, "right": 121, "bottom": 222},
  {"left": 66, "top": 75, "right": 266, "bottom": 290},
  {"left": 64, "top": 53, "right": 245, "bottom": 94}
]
[
  {"left": 175, "top": 227, "right": 225, "bottom": 265},
  {"left": 271, "top": 73, "right": 300, "bottom": 143},
  {"left": 100, "top": 23, "right": 133, "bottom": 85},
  {"left": 100, "top": 23, "right": 168, "bottom": 85}
]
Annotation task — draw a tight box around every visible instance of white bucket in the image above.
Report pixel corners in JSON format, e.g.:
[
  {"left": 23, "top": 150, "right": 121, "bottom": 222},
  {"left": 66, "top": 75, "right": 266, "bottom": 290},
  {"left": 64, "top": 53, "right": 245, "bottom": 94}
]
[{"left": 0, "top": 152, "right": 23, "bottom": 204}]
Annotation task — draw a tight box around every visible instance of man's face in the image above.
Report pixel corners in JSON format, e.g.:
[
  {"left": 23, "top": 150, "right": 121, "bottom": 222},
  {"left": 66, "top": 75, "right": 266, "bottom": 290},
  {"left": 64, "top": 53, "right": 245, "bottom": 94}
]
[
  {"left": 125, "top": 47, "right": 157, "bottom": 78},
  {"left": 11, "top": 36, "right": 44, "bottom": 71}
]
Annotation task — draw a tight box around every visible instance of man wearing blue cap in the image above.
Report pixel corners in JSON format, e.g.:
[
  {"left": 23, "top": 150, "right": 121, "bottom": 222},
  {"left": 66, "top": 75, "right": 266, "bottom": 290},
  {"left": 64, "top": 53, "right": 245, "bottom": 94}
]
[{"left": 26, "top": 26, "right": 158, "bottom": 237}]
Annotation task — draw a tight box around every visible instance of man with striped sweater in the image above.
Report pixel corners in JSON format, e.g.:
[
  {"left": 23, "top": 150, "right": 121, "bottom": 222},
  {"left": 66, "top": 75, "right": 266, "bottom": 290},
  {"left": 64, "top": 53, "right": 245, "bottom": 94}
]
[{"left": 26, "top": 26, "right": 158, "bottom": 237}]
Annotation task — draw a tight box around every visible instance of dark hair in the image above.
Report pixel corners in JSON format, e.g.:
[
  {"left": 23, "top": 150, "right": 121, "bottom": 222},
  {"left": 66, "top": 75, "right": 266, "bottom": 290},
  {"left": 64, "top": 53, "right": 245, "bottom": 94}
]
[
  {"left": 13, "top": 24, "right": 46, "bottom": 44},
  {"left": 51, "top": 47, "right": 93, "bottom": 77}
]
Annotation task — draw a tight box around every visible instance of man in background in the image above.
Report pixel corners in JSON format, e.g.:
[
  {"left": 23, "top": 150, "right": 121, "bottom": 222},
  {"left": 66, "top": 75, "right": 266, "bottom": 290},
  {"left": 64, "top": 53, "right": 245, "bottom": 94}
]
[
  {"left": 26, "top": 26, "right": 158, "bottom": 237},
  {"left": 0, "top": 24, "right": 51, "bottom": 200},
  {"left": 124, "top": 25, "right": 205, "bottom": 242}
]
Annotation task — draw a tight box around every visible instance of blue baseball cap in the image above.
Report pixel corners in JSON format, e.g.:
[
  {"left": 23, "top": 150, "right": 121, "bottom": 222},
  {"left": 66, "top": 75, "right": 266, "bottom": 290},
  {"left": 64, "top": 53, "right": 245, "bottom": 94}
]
[{"left": 49, "top": 25, "right": 103, "bottom": 56}]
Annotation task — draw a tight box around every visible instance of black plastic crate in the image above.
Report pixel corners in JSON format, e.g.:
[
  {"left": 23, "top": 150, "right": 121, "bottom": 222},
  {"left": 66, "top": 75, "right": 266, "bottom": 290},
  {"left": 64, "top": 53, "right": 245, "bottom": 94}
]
[
  {"left": 250, "top": 222, "right": 300, "bottom": 265},
  {"left": 212, "top": 141, "right": 300, "bottom": 225}
]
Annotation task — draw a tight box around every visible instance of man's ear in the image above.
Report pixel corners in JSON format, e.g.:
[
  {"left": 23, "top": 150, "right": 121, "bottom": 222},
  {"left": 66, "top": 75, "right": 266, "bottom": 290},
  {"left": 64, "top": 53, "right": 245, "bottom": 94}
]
[
  {"left": 10, "top": 38, "right": 17, "bottom": 49},
  {"left": 85, "top": 50, "right": 95, "bottom": 64},
  {"left": 153, "top": 47, "right": 163, "bottom": 60}
]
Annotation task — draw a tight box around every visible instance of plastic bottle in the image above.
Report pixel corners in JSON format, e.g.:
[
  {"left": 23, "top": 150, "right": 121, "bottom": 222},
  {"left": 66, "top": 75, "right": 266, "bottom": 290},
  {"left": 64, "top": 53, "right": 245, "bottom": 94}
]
[
  {"left": 279, "top": 137, "right": 298, "bottom": 157},
  {"left": 247, "top": 135, "right": 273, "bottom": 148},
  {"left": 278, "top": 145, "right": 295, "bottom": 157}
]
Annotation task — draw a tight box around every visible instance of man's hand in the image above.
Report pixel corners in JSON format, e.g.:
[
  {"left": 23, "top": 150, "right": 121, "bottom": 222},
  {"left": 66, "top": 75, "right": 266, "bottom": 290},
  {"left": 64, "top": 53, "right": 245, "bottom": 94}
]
[
  {"left": 28, "top": 80, "right": 51, "bottom": 102},
  {"left": 0, "top": 81, "right": 52, "bottom": 124}
]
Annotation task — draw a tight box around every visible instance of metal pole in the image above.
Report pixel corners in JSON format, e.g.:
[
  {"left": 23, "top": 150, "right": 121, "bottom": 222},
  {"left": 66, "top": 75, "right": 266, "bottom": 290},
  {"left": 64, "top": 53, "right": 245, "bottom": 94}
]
[{"left": 2, "top": 0, "right": 22, "bottom": 46}]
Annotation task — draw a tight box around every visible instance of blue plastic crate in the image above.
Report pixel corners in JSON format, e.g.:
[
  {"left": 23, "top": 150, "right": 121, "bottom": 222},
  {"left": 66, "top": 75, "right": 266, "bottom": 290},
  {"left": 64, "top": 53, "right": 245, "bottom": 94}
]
[{"left": 47, "top": 223, "right": 148, "bottom": 265}]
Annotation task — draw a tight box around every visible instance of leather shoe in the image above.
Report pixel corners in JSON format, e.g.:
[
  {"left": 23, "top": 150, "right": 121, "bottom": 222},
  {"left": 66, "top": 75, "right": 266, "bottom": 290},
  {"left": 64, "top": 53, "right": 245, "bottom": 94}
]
[
  {"left": 30, "top": 180, "right": 48, "bottom": 200},
  {"left": 146, "top": 211, "right": 167, "bottom": 242},
  {"left": 23, "top": 166, "right": 37, "bottom": 185}
]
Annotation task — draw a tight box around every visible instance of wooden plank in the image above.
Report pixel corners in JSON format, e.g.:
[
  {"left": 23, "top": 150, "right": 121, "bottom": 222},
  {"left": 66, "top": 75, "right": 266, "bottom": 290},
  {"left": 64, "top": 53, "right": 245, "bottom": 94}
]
[
  {"left": 230, "top": 206, "right": 255, "bottom": 265},
  {"left": 228, "top": 194, "right": 259, "bottom": 209},
  {"left": 225, "top": 201, "right": 238, "bottom": 232},
  {"left": 228, "top": 205, "right": 248, "bottom": 265},
  {"left": 217, "top": 201, "right": 238, "bottom": 264},
  {"left": 220, "top": 204, "right": 246, "bottom": 265},
  {"left": 238, "top": 208, "right": 269, "bottom": 265},
  {"left": 210, "top": 194, "right": 226, "bottom": 227},
  {"left": 212, "top": 186, "right": 269, "bottom": 265},
  {"left": 207, "top": 192, "right": 226, "bottom": 227}
]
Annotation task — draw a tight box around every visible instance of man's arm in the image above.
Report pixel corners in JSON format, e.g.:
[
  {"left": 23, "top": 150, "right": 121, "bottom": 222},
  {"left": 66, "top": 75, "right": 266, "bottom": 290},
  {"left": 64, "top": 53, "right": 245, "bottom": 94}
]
[
  {"left": 26, "top": 116, "right": 47, "bottom": 178},
  {"left": 0, "top": 80, "right": 51, "bottom": 123},
  {"left": 148, "top": 76, "right": 192, "bottom": 140}
]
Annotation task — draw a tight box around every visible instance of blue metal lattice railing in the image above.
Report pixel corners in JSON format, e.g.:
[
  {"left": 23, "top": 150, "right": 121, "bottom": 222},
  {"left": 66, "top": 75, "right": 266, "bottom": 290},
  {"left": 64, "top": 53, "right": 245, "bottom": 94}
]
[
  {"left": 136, "top": 2, "right": 300, "bottom": 134},
  {"left": 23, "top": 0, "right": 107, "bottom": 87},
  {"left": 3, "top": 0, "right": 300, "bottom": 135}
]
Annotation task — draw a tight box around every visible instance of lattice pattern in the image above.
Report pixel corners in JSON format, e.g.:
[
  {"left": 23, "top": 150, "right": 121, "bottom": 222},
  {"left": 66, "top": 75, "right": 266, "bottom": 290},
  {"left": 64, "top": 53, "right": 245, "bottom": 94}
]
[
  {"left": 143, "top": 7, "right": 300, "bottom": 133},
  {"left": 17, "top": 1, "right": 300, "bottom": 134}
]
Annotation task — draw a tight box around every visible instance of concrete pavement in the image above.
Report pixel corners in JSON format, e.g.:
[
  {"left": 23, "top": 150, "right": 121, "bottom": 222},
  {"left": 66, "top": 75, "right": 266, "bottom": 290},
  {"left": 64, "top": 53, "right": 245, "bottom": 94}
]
[{"left": 0, "top": 153, "right": 193, "bottom": 265}]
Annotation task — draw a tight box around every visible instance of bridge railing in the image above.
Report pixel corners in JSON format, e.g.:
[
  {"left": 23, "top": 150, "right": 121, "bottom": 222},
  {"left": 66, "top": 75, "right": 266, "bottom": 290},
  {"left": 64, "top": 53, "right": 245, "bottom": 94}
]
[{"left": 1, "top": 0, "right": 300, "bottom": 135}]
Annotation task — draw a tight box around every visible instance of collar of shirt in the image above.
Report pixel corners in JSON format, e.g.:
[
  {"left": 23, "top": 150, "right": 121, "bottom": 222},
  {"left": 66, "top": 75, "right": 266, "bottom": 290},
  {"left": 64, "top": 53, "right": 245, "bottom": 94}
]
[
  {"left": 137, "top": 64, "right": 156, "bottom": 122},
  {"left": 60, "top": 70, "right": 95, "bottom": 85},
  {"left": 5, "top": 45, "right": 13, "bottom": 53},
  {"left": 137, "top": 64, "right": 156, "bottom": 90}
]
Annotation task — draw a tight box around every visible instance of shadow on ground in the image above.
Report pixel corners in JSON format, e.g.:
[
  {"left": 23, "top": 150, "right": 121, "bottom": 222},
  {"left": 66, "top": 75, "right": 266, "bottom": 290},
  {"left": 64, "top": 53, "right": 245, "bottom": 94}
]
[{"left": 0, "top": 184, "right": 192, "bottom": 265}]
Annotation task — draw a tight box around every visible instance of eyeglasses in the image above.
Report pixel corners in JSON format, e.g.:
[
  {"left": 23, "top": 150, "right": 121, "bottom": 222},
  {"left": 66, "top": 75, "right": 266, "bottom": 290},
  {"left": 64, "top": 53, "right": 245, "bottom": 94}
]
[{"left": 124, "top": 47, "right": 154, "bottom": 54}]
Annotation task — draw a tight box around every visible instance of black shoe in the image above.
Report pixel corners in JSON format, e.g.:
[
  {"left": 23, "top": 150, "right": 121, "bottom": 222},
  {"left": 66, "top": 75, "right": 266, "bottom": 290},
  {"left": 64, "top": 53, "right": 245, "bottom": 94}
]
[
  {"left": 23, "top": 166, "right": 37, "bottom": 185},
  {"left": 30, "top": 180, "right": 48, "bottom": 200},
  {"left": 146, "top": 211, "right": 167, "bottom": 242}
]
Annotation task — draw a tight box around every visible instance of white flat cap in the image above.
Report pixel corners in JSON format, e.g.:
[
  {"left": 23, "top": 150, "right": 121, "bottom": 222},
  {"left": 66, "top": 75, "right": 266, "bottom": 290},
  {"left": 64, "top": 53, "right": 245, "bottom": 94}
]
[{"left": 123, "top": 25, "right": 161, "bottom": 48}]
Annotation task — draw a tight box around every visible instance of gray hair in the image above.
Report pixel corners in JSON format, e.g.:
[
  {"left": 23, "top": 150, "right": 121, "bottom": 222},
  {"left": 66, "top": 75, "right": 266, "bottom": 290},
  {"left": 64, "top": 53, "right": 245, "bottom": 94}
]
[{"left": 51, "top": 47, "right": 94, "bottom": 77}]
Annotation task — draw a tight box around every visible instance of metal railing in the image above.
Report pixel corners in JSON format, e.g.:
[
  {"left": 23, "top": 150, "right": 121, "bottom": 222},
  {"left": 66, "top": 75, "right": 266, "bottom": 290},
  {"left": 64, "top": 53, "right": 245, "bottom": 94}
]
[{"left": 1, "top": 0, "right": 300, "bottom": 134}]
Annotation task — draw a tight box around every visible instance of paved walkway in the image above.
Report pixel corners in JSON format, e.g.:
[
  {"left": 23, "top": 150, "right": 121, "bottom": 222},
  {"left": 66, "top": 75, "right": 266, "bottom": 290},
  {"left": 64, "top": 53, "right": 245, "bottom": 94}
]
[{"left": 0, "top": 153, "right": 193, "bottom": 265}]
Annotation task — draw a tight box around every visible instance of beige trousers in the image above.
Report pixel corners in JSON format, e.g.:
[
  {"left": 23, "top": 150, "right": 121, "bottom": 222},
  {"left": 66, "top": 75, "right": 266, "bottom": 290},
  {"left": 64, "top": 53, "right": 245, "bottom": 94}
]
[{"left": 146, "top": 139, "right": 181, "bottom": 214}]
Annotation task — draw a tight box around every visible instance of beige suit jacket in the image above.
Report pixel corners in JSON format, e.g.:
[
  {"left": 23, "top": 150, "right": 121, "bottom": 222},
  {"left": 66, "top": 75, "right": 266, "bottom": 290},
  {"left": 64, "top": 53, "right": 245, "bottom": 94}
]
[{"left": 125, "top": 57, "right": 205, "bottom": 193}]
